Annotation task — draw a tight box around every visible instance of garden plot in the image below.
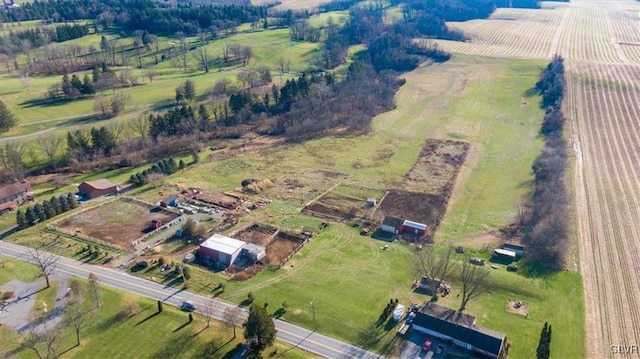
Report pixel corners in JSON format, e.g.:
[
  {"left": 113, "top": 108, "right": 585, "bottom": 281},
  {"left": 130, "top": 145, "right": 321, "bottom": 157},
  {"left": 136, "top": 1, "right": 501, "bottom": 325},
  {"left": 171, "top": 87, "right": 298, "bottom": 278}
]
[
  {"left": 303, "top": 185, "right": 385, "bottom": 220},
  {"left": 231, "top": 223, "right": 278, "bottom": 246}
]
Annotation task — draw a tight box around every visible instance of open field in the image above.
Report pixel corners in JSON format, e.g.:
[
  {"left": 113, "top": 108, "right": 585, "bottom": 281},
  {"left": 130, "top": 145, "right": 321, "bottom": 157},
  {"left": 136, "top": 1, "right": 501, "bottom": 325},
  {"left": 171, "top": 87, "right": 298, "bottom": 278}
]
[
  {"left": 56, "top": 198, "right": 179, "bottom": 248},
  {"left": 0, "top": 275, "right": 315, "bottom": 359}
]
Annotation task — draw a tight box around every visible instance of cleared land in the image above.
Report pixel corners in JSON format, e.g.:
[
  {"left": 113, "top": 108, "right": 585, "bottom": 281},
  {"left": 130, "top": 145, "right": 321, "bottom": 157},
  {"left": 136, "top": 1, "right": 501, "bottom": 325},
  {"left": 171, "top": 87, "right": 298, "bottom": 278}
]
[
  {"left": 434, "top": 0, "right": 640, "bottom": 357},
  {"left": 303, "top": 184, "right": 385, "bottom": 219},
  {"left": 56, "top": 198, "right": 179, "bottom": 247}
]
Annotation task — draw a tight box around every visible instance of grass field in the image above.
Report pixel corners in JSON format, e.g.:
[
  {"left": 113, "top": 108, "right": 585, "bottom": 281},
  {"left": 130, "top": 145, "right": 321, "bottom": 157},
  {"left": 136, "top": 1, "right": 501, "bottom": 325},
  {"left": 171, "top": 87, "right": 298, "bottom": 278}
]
[
  {"left": 0, "top": 258, "right": 40, "bottom": 285},
  {"left": 0, "top": 278, "right": 316, "bottom": 359}
]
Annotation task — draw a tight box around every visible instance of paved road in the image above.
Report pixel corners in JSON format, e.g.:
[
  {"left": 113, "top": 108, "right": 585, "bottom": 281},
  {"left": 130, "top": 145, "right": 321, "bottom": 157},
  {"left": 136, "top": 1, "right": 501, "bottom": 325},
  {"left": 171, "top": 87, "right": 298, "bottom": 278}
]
[{"left": 0, "top": 240, "right": 382, "bottom": 359}]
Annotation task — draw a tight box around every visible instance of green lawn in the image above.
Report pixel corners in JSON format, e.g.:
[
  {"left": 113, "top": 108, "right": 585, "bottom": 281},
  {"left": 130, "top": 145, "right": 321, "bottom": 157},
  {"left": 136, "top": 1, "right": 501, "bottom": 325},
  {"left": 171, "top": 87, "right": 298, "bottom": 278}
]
[
  {"left": 0, "top": 280, "right": 316, "bottom": 358},
  {"left": 0, "top": 258, "right": 40, "bottom": 285}
]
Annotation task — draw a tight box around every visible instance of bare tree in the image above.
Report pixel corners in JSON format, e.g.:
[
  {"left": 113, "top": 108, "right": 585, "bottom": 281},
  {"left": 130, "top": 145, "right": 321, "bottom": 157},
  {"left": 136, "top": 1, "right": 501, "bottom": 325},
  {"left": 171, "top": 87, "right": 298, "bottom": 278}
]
[
  {"left": 87, "top": 272, "right": 101, "bottom": 308},
  {"left": 145, "top": 68, "right": 157, "bottom": 83},
  {"left": 459, "top": 257, "right": 490, "bottom": 312},
  {"left": 109, "top": 122, "right": 126, "bottom": 145},
  {"left": 202, "top": 301, "right": 219, "bottom": 328},
  {"left": 277, "top": 57, "right": 290, "bottom": 85},
  {"left": 42, "top": 322, "right": 63, "bottom": 359},
  {"left": 28, "top": 247, "right": 59, "bottom": 288},
  {"left": 94, "top": 95, "right": 111, "bottom": 116},
  {"left": 64, "top": 301, "right": 92, "bottom": 346},
  {"left": 39, "top": 136, "right": 63, "bottom": 164},
  {"left": 414, "top": 246, "right": 455, "bottom": 298},
  {"left": 129, "top": 115, "right": 150, "bottom": 139},
  {"left": 110, "top": 91, "right": 131, "bottom": 115},
  {"left": 241, "top": 45, "right": 253, "bottom": 66},
  {"left": 0, "top": 142, "right": 27, "bottom": 180},
  {"left": 25, "top": 143, "right": 38, "bottom": 166},
  {"left": 195, "top": 47, "right": 210, "bottom": 73},
  {"left": 22, "top": 330, "right": 44, "bottom": 359},
  {"left": 223, "top": 306, "right": 245, "bottom": 339}
]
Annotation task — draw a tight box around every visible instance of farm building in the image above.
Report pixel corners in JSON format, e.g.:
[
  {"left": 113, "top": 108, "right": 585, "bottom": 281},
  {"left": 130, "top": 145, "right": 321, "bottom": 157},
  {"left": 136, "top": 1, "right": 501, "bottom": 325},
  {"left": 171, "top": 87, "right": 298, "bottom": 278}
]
[
  {"left": 402, "top": 220, "right": 427, "bottom": 236},
  {"left": 417, "top": 276, "right": 449, "bottom": 296},
  {"left": 367, "top": 198, "right": 377, "bottom": 207},
  {"left": 494, "top": 248, "right": 517, "bottom": 262},
  {"left": 160, "top": 195, "right": 179, "bottom": 208},
  {"left": 0, "top": 181, "right": 33, "bottom": 214},
  {"left": 412, "top": 302, "right": 505, "bottom": 359},
  {"left": 380, "top": 216, "right": 404, "bottom": 234},
  {"left": 78, "top": 179, "right": 119, "bottom": 199},
  {"left": 198, "top": 234, "right": 246, "bottom": 268},
  {"left": 242, "top": 243, "right": 266, "bottom": 262},
  {"left": 502, "top": 243, "right": 524, "bottom": 258}
]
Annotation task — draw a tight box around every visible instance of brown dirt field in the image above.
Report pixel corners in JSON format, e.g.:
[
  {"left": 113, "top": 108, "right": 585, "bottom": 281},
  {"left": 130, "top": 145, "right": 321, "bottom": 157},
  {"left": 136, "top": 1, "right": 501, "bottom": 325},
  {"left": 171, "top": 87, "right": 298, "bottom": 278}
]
[
  {"left": 375, "top": 190, "right": 447, "bottom": 231},
  {"left": 303, "top": 202, "right": 346, "bottom": 219},
  {"left": 185, "top": 188, "right": 242, "bottom": 209},
  {"left": 57, "top": 199, "right": 179, "bottom": 247},
  {"left": 400, "top": 138, "right": 470, "bottom": 197},
  {"left": 232, "top": 223, "right": 277, "bottom": 246},
  {"left": 262, "top": 233, "right": 305, "bottom": 268}
]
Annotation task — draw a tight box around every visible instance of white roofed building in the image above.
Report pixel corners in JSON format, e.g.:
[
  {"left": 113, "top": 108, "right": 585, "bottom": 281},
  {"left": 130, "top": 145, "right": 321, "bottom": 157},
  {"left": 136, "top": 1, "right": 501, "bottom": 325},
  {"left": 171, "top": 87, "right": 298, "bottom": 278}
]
[{"left": 198, "top": 234, "right": 246, "bottom": 267}]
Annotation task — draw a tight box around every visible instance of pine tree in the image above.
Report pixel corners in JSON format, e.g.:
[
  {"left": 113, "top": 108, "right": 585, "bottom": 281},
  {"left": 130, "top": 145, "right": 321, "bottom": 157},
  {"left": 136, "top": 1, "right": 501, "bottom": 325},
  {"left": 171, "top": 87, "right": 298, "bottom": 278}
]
[
  {"left": 43, "top": 200, "right": 56, "bottom": 219},
  {"left": 34, "top": 203, "right": 46, "bottom": 222},
  {"left": 16, "top": 209, "right": 27, "bottom": 228},
  {"left": 50, "top": 196, "right": 61, "bottom": 215},
  {"left": 0, "top": 100, "right": 18, "bottom": 133},
  {"left": 184, "top": 80, "right": 196, "bottom": 102},
  {"left": 68, "top": 192, "right": 79, "bottom": 209},
  {"left": 168, "top": 157, "right": 178, "bottom": 174},
  {"left": 179, "top": 159, "right": 186, "bottom": 170},
  {"left": 82, "top": 74, "right": 95, "bottom": 95},
  {"left": 25, "top": 207, "right": 36, "bottom": 226},
  {"left": 59, "top": 194, "right": 70, "bottom": 212}
]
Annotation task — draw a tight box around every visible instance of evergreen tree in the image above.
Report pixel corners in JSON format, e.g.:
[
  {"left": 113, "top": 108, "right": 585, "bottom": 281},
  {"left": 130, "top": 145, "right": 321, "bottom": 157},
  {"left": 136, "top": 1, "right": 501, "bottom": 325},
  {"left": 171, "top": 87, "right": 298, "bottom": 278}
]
[
  {"left": 34, "top": 203, "right": 46, "bottom": 222},
  {"left": 43, "top": 200, "right": 56, "bottom": 219},
  {"left": 82, "top": 74, "right": 95, "bottom": 95},
  {"left": 50, "top": 196, "right": 61, "bottom": 214},
  {"left": 179, "top": 159, "right": 186, "bottom": 169},
  {"left": 184, "top": 80, "right": 196, "bottom": 102},
  {"left": 169, "top": 157, "right": 178, "bottom": 173},
  {"left": 59, "top": 194, "right": 70, "bottom": 212},
  {"left": 0, "top": 100, "right": 18, "bottom": 133},
  {"left": 16, "top": 209, "right": 27, "bottom": 228},
  {"left": 129, "top": 174, "right": 139, "bottom": 185},
  {"left": 68, "top": 192, "right": 79, "bottom": 209},
  {"left": 244, "top": 304, "right": 276, "bottom": 351},
  {"left": 25, "top": 206, "right": 36, "bottom": 226}
]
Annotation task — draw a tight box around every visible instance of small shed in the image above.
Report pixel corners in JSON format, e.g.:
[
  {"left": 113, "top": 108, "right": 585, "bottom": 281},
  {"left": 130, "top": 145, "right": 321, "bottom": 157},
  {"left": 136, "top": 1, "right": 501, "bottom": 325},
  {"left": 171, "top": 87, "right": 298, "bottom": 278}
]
[
  {"left": 151, "top": 219, "right": 163, "bottom": 229},
  {"left": 380, "top": 216, "right": 404, "bottom": 234},
  {"left": 242, "top": 243, "right": 266, "bottom": 262},
  {"left": 418, "top": 276, "right": 448, "bottom": 295},
  {"left": 198, "top": 234, "right": 246, "bottom": 268},
  {"left": 160, "top": 195, "right": 179, "bottom": 208},
  {"left": 78, "top": 179, "right": 119, "bottom": 199},
  {"left": 402, "top": 220, "right": 427, "bottom": 236},
  {"left": 502, "top": 243, "right": 524, "bottom": 258},
  {"left": 367, "top": 198, "right": 377, "bottom": 207}
]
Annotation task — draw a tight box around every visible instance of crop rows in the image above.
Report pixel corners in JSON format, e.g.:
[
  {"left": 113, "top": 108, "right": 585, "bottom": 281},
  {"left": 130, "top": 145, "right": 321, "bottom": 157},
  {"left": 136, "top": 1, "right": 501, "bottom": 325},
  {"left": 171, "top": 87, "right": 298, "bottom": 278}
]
[
  {"left": 437, "top": 8, "right": 563, "bottom": 59},
  {"left": 569, "top": 60, "right": 640, "bottom": 358}
]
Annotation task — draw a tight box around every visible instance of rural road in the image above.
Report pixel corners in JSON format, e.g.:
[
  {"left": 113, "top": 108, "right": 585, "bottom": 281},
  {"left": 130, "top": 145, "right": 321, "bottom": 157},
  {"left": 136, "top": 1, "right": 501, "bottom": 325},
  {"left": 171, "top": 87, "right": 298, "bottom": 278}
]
[{"left": 0, "top": 240, "right": 381, "bottom": 359}]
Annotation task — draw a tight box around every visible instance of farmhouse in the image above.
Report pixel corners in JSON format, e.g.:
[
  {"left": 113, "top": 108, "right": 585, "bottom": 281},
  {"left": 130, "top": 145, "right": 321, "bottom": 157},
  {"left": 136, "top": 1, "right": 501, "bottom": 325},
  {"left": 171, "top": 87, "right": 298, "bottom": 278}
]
[
  {"left": 160, "top": 195, "right": 179, "bottom": 208},
  {"left": 198, "top": 234, "right": 246, "bottom": 268},
  {"left": 78, "top": 179, "right": 119, "bottom": 199},
  {"left": 380, "top": 216, "right": 404, "bottom": 235},
  {"left": 401, "top": 219, "right": 427, "bottom": 236},
  {"left": 412, "top": 302, "right": 506, "bottom": 359},
  {"left": 0, "top": 181, "right": 33, "bottom": 214}
]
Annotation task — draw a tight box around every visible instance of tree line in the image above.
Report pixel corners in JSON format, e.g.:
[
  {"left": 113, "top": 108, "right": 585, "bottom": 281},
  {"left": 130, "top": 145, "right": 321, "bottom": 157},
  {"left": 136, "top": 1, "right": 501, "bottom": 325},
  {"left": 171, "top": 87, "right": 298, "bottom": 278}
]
[
  {"left": 128, "top": 156, "right": 185, "bottom": 186},
  {"left": 523, "top": 55, "right": 569, "bottom": 270},
  {"left": 16, "top": 192, "right": 79, "bottom": 228},
  {"left": 0, "top": 23, "right": 88, "bottom": 57}
]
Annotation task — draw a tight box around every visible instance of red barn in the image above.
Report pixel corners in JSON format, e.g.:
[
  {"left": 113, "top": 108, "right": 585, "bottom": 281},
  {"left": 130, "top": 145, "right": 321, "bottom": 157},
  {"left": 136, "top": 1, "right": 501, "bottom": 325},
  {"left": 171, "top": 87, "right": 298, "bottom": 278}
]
[
  {"left": 401, "top": 220, "right": 427, "bottom": 236},
  {"left": 151, "top": 219, "right": 163, "bottom": 229},
  {"left": 78, "top": 179, "right": 119, "bottom": 199}
]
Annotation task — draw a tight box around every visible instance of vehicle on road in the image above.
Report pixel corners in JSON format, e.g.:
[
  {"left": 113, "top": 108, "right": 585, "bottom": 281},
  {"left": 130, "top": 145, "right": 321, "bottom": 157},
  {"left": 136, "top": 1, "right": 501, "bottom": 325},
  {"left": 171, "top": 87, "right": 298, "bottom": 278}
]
[
  {"left": 436, "top": 344, "right": 444, "bottom": 355},
  {"left": 180, "top": 301, "right": 196, "bottom": 312}
]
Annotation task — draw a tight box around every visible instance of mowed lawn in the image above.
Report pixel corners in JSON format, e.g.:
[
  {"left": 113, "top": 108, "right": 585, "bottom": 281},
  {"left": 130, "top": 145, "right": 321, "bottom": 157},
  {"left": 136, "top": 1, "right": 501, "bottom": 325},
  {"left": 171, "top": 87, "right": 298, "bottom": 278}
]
[{"left": 0, "top": 274, "right": 316, "bottom": 359}]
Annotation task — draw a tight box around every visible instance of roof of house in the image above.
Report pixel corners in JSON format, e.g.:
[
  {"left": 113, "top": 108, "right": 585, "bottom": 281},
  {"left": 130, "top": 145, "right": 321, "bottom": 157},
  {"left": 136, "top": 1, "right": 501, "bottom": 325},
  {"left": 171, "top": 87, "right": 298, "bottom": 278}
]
[
  {"left": 414, "top": 302, "right": 505, "bottom": 357},
  {"left": 200, "top": 234, "right": 246, "bottom": 255},
  {"left": 382, "top": 216, "right": 404, "bottom": 228},
  {"left": 80, "top": 179, "right": 117, "bottom": 190},
  {"left": 0, "top": 181, "right": 31, "bottom": 200},
  {"left": 419, "top": 276, "right": 445, "bottom": 288},
  {"left": 403, "top": 219, "right": 428, "bottom": 231},
  {"left": 0, "top": 201, "right": 17, "bottom": 211},
  {"left": 162, "top": 195, "right": 179, "bottom": 203}
]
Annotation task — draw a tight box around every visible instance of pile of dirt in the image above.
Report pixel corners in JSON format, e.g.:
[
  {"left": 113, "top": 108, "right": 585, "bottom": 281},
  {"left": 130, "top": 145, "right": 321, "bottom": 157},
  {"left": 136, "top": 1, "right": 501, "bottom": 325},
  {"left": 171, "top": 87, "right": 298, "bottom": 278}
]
[{"left": 240, "top": 179, "right": 274, "bottom": 194}]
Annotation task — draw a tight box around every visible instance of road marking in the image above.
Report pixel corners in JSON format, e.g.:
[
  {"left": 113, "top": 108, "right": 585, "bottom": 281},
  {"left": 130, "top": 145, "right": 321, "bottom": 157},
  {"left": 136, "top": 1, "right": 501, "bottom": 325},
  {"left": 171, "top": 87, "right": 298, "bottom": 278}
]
[{"left": 0, "top": 244, "right": 374, "bottom": 358}]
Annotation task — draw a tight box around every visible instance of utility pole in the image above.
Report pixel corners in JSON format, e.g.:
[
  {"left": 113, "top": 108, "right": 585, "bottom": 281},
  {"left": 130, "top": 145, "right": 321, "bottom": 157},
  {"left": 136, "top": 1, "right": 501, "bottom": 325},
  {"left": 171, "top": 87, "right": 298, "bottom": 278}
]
[{"left": 310, "top": 298, "right": 317, "bottom": 331}]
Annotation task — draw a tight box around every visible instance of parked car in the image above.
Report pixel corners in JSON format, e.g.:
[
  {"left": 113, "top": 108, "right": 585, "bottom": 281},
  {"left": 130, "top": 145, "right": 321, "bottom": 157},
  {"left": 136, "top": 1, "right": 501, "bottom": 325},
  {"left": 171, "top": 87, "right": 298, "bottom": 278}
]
[
  {"left": 507, "top": 264, "right": 518, "bottom": 272},
  {"left": 180, "top": 301, "right": 196, "bottom": 312},
  {"left": 469, "top": 257, "right": 485, "bottom": 266},
  {"left": 455, "top": 246, "right": 465, "bottom": 254},
  {"left": 436, "top": 344, "right": 444, "bottom": 355},
  {"left": 134, "top": 261, "right": 148, "bottom": 269},
  {"left": 422, "top": 340, "right": 432, "bottom": 351}
]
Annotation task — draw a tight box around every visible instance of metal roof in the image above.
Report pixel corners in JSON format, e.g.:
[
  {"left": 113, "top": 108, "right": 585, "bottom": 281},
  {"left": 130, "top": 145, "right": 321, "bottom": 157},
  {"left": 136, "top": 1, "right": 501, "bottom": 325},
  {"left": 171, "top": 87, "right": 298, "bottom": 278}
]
[
  {"left": 402, "top": 220, "right": 427, "bottom": 230},
  {"left": 494, "top": 248, "right": 516, "bottom": 258},
  {"left": 201, "top": 234, "right": 246, "bottom": 255}
]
